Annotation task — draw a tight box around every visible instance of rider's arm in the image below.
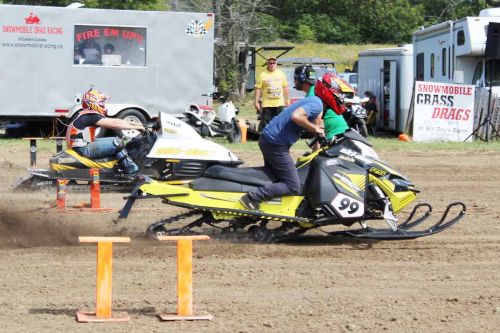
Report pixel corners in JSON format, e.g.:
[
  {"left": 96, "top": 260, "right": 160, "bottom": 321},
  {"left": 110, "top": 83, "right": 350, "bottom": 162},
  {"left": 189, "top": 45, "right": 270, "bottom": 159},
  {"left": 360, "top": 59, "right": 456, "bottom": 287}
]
[
  {"left": 96, "top": 117, "right": 145, "bottom": 131},
  {"left": 311, "top": 116, "right": 324, "bottom": 151},
  {"left": 290, "top": 107, "right": 324, "bottom": 136}
]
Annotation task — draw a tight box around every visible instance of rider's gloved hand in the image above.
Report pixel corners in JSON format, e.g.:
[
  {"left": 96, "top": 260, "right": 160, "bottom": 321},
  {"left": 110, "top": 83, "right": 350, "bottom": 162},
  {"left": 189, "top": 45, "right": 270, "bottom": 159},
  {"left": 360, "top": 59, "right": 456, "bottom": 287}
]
[{"left": 312, "top": 124, "right": 325, "bottom": 137}]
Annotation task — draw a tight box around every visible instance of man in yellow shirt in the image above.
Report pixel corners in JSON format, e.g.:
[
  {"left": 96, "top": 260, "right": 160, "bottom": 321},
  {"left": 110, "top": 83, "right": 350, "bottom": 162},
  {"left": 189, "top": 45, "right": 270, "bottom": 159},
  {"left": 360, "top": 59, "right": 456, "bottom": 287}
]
[{"left": 255, "top": 57, "right": 289, "bottom": 131}]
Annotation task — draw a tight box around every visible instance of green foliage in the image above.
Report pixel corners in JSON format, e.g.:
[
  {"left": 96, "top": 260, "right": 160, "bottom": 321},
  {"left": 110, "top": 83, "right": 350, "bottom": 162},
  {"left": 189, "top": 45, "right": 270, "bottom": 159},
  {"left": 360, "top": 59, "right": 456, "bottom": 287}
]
[
  {"left": 355, "top": 0, "right": 424, "bottom": 43},
  {"left": 296, "top": 24, "right": 316, "bottom": 43},
  {"left": 3, "top": 0, "right": 165, "bottom": 10},
  {"left": 414, "top": 0, "right": 490, "bottom": 26},
  {"left": 266, "top": 0, "right": 492, "bottom": 44}
]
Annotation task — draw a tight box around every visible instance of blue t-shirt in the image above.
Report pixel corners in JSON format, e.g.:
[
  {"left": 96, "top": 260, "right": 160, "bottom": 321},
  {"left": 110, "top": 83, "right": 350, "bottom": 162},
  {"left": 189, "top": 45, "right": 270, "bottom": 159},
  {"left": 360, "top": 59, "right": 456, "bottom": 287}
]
[{"left": 262, "top": 96, "right": 323, "bottom": 146}]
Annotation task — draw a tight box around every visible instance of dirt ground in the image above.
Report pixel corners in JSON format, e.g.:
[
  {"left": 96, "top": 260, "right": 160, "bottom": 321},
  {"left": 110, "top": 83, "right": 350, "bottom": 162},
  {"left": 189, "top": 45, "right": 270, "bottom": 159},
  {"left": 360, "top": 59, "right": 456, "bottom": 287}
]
[{"left": 0, "top": 142, "right": 499, "bottom": 333}]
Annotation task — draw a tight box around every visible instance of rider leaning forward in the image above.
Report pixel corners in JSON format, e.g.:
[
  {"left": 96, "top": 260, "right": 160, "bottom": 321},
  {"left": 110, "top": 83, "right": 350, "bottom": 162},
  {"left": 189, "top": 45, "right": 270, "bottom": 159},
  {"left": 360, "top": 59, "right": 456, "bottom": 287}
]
[
  {"left": 240, "top": 65, "right": 345, "bottom": 210},
  {"left": 66, "top": 88, "right": 145, "bottom": 175}
]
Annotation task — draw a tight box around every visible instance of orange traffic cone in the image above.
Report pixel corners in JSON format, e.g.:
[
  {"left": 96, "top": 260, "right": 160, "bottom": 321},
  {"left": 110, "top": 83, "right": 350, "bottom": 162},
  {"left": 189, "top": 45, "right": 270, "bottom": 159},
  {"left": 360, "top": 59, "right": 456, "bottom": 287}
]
[{"left": 399, "top": 133, "right": 411, "bottom": 142}]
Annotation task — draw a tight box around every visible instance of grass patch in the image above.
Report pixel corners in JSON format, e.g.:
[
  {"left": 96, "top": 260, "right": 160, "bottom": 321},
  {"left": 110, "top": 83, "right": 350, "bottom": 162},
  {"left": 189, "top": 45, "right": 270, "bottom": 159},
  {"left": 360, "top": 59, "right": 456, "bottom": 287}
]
[
  {"left": 4, "top": 135, "right": 499, "bottom": 155},
  {"left": 214, "top": 136, "right": 500, "bottom": 153},
  {"left": 255, "top": 42, "right": 397, "bottom": 73},
  {"left": 0, "top": 138, "right": 58, "bottom": 152},
  {"left": 369, "top": 137, "right": 500, "bottom": 151}
]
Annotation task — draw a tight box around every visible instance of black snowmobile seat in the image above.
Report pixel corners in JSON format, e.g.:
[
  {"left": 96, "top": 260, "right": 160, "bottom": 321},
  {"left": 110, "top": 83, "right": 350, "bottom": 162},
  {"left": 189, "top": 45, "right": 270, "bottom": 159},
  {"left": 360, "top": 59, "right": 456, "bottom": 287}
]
[
  {"left": 202, "top": 165, "right": 277, "bottom": 187},
  {"left": 190, "top": 164, "right": 308, "bottom": 195}
]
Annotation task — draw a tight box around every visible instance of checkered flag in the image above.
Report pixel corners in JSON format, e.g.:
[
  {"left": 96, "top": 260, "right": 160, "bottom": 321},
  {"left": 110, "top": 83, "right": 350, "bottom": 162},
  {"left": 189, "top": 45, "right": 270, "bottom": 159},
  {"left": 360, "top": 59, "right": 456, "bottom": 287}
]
[{"left": 186, "top": 20, "right": 207, "bottom": 35}]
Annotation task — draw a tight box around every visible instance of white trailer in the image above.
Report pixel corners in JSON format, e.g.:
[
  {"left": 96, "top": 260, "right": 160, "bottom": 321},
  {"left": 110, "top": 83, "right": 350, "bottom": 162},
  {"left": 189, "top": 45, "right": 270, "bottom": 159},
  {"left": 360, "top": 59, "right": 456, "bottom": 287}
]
[
  {"left": 0, "top": 4, "right": 214, "bottom": 132},
  {"left": 412, "top": 8, "right": 500, "bottom": 88},
  {"left": 358, "top": 44, "right": 414, "bottom": 132},
  {"left": 412, "top": 8, "right": 500, "bottom": 138}
]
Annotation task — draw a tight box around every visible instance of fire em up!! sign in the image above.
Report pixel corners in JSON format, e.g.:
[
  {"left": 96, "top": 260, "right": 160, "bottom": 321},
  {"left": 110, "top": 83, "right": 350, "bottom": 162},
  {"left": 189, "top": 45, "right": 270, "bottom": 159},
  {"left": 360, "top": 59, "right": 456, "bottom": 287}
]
[
  {"left": 413, "top": 81, "right": 475, "bottom": 142},
  {"left": 75, "top": 27, "right": 144, "bottom": 44}
]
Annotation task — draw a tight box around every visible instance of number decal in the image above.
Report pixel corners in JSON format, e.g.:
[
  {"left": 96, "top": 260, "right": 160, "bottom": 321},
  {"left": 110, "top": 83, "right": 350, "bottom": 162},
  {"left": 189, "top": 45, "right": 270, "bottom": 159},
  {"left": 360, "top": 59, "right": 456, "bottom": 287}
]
[{"left": 331, "top": 193, "right": 364, "bottom": 218}]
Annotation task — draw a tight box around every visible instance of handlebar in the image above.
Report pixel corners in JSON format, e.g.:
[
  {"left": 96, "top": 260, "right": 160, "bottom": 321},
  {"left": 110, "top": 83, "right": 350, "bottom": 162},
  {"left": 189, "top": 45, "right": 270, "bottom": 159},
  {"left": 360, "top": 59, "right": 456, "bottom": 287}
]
[
  {"left": 141, "top": 122, "right": 159, "bottom": 136},
  {"left": 307, "top": 135, "right": 329, "bottom": 149}
]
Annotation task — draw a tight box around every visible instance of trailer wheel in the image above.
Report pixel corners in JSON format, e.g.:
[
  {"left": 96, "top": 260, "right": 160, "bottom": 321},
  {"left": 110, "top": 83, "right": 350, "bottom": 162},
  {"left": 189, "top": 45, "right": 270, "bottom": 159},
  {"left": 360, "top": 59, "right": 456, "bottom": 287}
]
[
  {"left": 227, "top": 118, "right": 242, "bottom": 143},
  {"left": 115, "top": 109, "right": 147, "bottom": 139}
]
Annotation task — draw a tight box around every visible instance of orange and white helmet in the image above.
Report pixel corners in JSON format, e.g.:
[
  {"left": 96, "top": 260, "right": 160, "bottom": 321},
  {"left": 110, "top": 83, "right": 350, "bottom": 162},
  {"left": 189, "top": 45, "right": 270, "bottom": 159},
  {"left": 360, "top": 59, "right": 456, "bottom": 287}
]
[{"left": 81, "top": 89, "right": 108, "bottom": 115}]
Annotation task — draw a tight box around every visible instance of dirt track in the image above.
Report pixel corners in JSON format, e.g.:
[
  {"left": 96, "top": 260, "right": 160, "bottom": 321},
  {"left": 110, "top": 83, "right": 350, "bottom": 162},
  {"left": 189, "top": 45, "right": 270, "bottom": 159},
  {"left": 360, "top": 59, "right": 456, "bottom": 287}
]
[{"left": 1, "top": 143, "right": 500, "bottom": 332}]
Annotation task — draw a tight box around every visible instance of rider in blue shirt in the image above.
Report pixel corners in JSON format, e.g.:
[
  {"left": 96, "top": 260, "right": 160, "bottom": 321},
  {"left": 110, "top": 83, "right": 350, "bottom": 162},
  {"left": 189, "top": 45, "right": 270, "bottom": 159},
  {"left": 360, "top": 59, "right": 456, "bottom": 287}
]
[{"left": 240, "top": 65, "right": 340, "bottom": 210}]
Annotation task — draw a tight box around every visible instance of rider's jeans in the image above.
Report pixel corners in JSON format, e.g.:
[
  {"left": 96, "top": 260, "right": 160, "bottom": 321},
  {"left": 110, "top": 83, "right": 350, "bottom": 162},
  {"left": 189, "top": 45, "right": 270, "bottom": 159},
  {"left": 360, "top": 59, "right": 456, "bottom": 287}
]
[
  {"left": 248, "top": 135, "right": 300, "bottom": 203},
  {"left": 75, "top": 137, "right": 118, "bottom": 159}
]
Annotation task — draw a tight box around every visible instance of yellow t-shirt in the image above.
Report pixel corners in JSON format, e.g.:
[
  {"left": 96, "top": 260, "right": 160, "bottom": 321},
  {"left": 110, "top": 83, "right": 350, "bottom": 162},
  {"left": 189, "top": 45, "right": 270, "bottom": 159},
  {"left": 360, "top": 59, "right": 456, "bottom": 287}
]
[{"left": 255, "top": 69, "right": 288, "bottom": 108}]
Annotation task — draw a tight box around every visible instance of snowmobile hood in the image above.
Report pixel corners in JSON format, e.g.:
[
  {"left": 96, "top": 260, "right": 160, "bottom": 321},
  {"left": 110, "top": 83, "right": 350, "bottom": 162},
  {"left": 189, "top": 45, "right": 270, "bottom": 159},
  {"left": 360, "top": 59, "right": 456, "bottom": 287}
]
[{"left": 147, "top": 113, "right": 239, "bottom": 162}]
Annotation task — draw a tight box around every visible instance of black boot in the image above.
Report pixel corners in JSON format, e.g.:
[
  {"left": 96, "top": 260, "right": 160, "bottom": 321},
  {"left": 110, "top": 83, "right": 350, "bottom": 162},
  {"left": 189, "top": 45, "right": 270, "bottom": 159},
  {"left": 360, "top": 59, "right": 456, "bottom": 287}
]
[
  {"left": 116, "top": 151, "right": 139, "bottom": 175},
  {"left": 239, "top": 193, "right": 260, "bottom": 210}
]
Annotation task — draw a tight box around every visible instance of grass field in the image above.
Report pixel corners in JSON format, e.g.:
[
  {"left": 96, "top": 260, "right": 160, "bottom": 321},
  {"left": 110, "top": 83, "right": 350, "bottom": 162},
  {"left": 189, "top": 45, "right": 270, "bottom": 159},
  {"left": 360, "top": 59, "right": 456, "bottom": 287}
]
[
  {"left": 255, "top": 41, "right": 397, "bottom": 73},
  {"left": 215, "top": 136, "right": 500, "bottom": 152},
  {"left": 3, "top": 135, "right": 500, "bottom": 157}
]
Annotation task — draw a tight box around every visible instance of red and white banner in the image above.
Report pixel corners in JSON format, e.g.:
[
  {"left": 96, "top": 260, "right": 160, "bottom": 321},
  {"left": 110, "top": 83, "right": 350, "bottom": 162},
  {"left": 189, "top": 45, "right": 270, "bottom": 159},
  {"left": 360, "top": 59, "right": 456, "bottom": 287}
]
[{"left": 413, "top": 81, "right": 475, "bottom": 142}]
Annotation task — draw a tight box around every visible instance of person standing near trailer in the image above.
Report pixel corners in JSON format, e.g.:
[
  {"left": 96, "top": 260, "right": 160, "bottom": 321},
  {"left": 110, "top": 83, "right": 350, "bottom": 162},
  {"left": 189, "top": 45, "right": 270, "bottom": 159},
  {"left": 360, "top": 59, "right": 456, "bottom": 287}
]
[{"left": 255, "top": 57, "right": 290, "bottom": 131}]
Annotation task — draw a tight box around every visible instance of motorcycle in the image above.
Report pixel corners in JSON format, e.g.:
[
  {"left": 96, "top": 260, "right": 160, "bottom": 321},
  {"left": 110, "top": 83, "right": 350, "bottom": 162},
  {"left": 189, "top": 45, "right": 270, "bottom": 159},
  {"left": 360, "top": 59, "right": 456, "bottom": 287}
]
[
  {"left": 183, "top": 93, "right": 242, "bottom": 142},
  {"left": 343, "top": 95, "right": 369, "bottom": 138},
  {"left": 13, "top": 113, "right": 242, "bottom": 192},
  {"left": 119, "top": 130, "right": 465, "bottom": 241}
]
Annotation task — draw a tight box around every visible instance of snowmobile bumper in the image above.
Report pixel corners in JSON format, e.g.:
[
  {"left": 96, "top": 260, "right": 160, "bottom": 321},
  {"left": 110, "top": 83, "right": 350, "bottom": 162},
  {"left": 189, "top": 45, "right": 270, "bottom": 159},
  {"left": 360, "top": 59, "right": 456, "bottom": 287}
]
[{"left": 329, "top": 202, "right": 466, "bottom": 240}]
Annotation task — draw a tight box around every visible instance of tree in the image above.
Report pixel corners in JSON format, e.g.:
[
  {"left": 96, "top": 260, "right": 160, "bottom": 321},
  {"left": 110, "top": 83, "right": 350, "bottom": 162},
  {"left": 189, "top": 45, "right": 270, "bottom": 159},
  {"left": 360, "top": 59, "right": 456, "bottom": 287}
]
[
  {"left": 3, "top": 0, "right": 164, "bottom": 10},
  {"left": 166, "top": 0, "right": 272, "bottom": 98},
  {"left": 414, "top": 0, "right": 491, "bottom": 26},
  {"left": 356, "top": 0, "right": 424, "bottom": 43},
  {"left": 212, "top": 0, "right": 272, "bottom": 98}
]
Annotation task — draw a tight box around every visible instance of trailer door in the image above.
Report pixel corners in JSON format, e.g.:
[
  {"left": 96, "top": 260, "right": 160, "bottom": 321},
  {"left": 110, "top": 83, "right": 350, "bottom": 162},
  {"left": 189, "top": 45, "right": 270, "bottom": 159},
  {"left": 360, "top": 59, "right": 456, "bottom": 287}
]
[{"left": 380, "top": 60, "right": 398, "bottom": 131}]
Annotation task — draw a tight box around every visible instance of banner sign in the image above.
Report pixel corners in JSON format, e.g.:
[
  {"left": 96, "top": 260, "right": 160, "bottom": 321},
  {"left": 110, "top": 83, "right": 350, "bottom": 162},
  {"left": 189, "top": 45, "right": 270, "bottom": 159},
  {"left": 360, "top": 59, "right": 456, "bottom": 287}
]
[{"left": 413, "top": 81, "right": 475, "bottom": 142}]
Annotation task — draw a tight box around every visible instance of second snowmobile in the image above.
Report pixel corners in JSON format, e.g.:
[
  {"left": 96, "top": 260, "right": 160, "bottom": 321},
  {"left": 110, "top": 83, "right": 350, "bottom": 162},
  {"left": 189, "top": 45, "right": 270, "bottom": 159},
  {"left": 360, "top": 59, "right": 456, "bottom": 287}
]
[{"left": 13, "top": 113, "right": 242, "bottom": 192}]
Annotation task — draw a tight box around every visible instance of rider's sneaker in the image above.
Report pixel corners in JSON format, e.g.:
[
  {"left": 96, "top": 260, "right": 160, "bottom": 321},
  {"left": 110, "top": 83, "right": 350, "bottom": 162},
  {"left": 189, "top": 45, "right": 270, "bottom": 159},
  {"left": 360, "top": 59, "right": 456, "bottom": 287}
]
[{"left": 239, "top": 194, "right": 260, "bottom": 211}]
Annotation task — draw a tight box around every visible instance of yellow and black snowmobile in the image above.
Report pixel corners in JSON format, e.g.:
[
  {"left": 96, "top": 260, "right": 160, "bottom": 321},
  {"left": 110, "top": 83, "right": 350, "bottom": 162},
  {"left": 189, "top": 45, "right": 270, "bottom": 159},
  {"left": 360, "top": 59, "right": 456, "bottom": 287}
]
[{"left": 119, "top": 131, "right": 466, "bottom": 241}]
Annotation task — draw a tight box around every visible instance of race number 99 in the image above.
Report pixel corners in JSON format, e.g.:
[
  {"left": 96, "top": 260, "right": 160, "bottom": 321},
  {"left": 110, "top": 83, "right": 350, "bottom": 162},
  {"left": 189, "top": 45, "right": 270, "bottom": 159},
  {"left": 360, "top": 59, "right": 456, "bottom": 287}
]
[{"left": 331, "top": 193, "right": 364, "bottom": 218}]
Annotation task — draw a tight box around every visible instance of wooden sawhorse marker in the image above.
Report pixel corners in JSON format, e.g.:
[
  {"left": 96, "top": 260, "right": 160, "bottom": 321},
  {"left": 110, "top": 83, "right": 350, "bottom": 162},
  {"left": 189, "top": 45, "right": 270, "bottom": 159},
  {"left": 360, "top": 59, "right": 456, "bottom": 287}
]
[
  {"left": 157, "top": 235, "right": 213, "bottom": 321},
  {"left": 76, "top": 236, "right": 131, "bottom": 323}
]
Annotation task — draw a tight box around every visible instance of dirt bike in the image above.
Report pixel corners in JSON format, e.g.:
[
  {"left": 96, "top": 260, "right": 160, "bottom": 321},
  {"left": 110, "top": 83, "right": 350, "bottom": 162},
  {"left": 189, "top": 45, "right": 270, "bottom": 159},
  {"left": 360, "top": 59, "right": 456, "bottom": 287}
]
[
  {"left": 183, "top": 93, "right": 242, "bottom": 143},
  {"left": 119, "top": 130, "right": 465, "bottom": 241},
  {"left": 343, "top": 95, "right": 369, "bottom": 138},
  {"left": 13, "top": 113, "right": 242, "bottom": 192}
]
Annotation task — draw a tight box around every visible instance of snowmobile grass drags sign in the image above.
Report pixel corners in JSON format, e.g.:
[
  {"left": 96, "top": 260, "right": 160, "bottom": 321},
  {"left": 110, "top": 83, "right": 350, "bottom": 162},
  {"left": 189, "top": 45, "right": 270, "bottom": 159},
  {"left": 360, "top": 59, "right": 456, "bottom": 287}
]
[{"left": 413, "top": 81, "right": 475, "bottom": 142}]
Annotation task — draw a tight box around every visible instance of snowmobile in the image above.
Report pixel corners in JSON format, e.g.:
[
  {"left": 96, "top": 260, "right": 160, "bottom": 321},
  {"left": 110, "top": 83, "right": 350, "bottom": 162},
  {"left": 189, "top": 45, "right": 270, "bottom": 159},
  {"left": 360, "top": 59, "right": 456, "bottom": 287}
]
[
  {"left": 183, "top": 94, "right": 242, "bottom": 143},
  {"left": 119, "top": 130, "right": 466, "bottom": 241},
  {"left": 343, "top": 95, "right": 369, "bottom": 138},
  {"left": 13, "top": 113, "right": 242, "bottom": 192}
]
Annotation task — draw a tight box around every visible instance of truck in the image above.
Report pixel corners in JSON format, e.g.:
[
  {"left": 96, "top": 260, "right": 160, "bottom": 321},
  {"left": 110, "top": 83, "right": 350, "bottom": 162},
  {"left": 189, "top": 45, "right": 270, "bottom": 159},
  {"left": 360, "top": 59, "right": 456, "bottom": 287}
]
[
  {"left": 0, "top": 4, "right": 215, "bottom": 136},
  {"left": 358, "top": 8, "right": 500, "bottom": 134},
  {"left": 357, "top": 44, "right": 414, "bottom": 133}
]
